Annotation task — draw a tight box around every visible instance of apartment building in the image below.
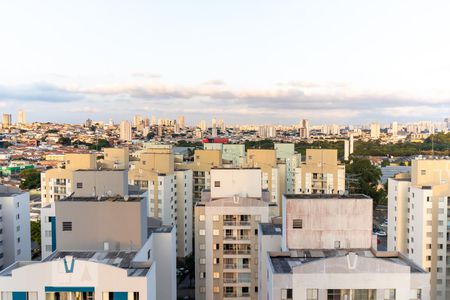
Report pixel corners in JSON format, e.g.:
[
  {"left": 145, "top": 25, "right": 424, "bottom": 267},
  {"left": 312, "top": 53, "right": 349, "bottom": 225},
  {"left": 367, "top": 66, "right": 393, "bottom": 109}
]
[
  {"left": 120, "top": 120, "right": 132, "bottom": 141},
  {"left": 180, "top": 149, "right": 222, "bottom": 203},
  {"left": 128, "top": 146, "right": 193, "bottom": 258},
  {"left": 195, "top": 168, "right": 277, "bottom": 300},
  {"left": 293, "top": 149, "right": 345, "bottom": 195},
  {"left": 370, "top": 122, "right": 381, "bottom": 140},
  {"left": 246, "top": 149, "right": 279, "bottom": 204},
  {"left": 274, "top": 144, "right": 301, "bottom": 198},
  {"left": 203, "top": 143, "right": 246, "bottom": 166},
  {"left": 41, "top": 152, "right": 129, "bottom": 205},
  {"left": 260, "top": 194, "right": 430, "bottom": 300},
  {"left": 0, "top": 186, "right": 31, "bottom": 270},
  {"left": 388, "top": 159, "right": 450, "bottom": 300},
  {"left": 37, "top": 194, "right": 176, "bottom": 300}
]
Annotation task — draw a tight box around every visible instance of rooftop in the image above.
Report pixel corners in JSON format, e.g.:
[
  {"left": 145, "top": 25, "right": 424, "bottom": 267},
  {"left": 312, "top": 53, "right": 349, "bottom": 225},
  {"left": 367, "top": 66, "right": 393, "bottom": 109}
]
[
  {"left": 60, "top": 195, "right": 144, "bottom": 202},
  {"left": 44, "top": 251, "right": 149, "bottom": 276},
  {"left": 148, "top": 225, "right": 173, "bottom": 237},
  {"left": 284, "top": 194, "right": 371, "bottom": 200},
  {"left": 269, "top": 249, "right": 425, "bottom": 274},
  {"left": 259, "top": 223, "right": 282, "bottom": 235}
]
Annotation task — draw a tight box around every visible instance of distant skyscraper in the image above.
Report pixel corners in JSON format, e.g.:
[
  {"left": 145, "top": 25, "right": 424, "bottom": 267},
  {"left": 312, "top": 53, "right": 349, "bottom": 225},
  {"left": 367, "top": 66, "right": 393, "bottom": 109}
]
[
  {"left": 370, "top": 122, "right": 380, "bottom": 139},
  {"left": 298, "top": 119, "right": 310, "bottom": 138},
  {"left": 2, "top": 114, "right": 11, "bottom": 128},
  {"left": 133, "top": 114, "right": 142, "bottom": 127},
  {"left": 445, "top": 117, "right": 449, "bottom": 129},
  {"left": 119, "top": 120, "right": 132, "bottom": 141},
  {"left": 391, "top": 121, "right": 398, "bottom": 137},
  {"left": 17, "top": 110, "right": 26, "bottom": 125},
  {"left": 151, "top": 115, "right": 156, "bottom": 126},
  {"left": 178, "top": 115, "right": 185, "bottom": 129},
  {"left": 199, "top": 120, "right": 207, "bottom": 131}
]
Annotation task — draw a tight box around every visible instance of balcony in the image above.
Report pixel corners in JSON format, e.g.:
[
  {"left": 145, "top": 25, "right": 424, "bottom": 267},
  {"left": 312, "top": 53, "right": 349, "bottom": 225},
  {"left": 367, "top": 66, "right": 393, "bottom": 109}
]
[
  {"left": 223, "top": 278, "right": 251, "bottom": 284},
  {"left": 223, "top": 293, "right": 251, "bottom": 298},
  {"left": 224, "top": 235, "right": 251, "bottom": 241},
  {"left": 223, "top": 249, "right": 251, "bottom": 255},
  {"left": 223, "top": 263, "right": 250, "bottom": 269},
  {"left": 224, "top": 221, "right": 251, "bottom": 226}
]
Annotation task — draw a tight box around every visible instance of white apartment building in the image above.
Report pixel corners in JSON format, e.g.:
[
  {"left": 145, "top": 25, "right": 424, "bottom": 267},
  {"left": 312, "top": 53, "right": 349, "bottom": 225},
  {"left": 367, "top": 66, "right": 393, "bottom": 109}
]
[
  {"left": 0, "top": 226, "right": 176, "bottom": 300},
  {"left": 129, "top": 146, "right": 193, "bottom": 258},
  {"left": 37, "top": 195, "right": 176, "bottom": 300},
  {"left": 370, "top": 122, "right": 381, "bottom": 140},
  {"left": 388, "top": 159, "right": 450, "bottom": 300},
  {"left": 120, "top": 120, "right": 132, "bottom": 141},
  {"left": 0, "top": 186, "right": 31, "bottom": 270},
  {"left": 260, "top": 194, "right": 430, "bottom": 300},
  {"left": 195, "top": 168, "right": 277, "bottom": 300}
]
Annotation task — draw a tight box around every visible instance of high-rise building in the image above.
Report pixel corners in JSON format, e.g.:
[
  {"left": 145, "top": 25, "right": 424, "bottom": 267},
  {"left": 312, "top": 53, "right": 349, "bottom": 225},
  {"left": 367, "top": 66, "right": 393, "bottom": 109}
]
[
  {"left": 2, "top": 114, "right": 11, "bottom": 128},
  {"left": 260, "top": 194, "right": 430, "bottom": 300},
  {"left": 120, "top": 120, "right": 132, "bottom": 141},
  {"left": 37, "top": 194, "right": 176, "bottom": 300},
  {"left": 199, "top": 120, "right": 207, "bottom": 132},
  {"left": 370, "top": 122, "right": 381, "bottom": 139},
  {"left": 292, "top": 149, "right": 345, "bottom": 195},
  {"left": 17, "top": 110, "right": 26, "bottom": 125},
  {"left": 178, "top": 115, "right": 185, "bottom": 129},
  {"left": 388, "top": 159, "right": 450, "bottom": 299},
  {"left": 246, "top": 149, "right": 279, "bottom": 205},
  {"left": 298, "top": 119, "right": 310, "bottom": 138},
  {"left": 259, "top": 125, "right": 276, "bottom": 138},
  {"left": 195, "top": 168, "right": 276, "bottom": 300},
  {"left": 133, "top": 114, "right": 142, "bottom": 127},
  {"left": 128, "top": 146, "right": 193, "bottom": 258},
  {"left": 392, "top": 121, "right": 398, "bottom": 137},
  {"left": 0, "top": 186, "right": 31, "bottom": 270},
  {"left": 179, "top": 149, "right": 222, "bottom": 203}
]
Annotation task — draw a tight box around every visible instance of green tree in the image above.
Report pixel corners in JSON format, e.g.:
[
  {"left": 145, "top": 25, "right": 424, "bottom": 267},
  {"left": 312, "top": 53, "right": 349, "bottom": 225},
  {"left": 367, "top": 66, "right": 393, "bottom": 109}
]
[
  {"left": 346, "top": 158, "right": 386, "bottom": 207},
  {"left": 19, "top": 169, "right": 41, "bottom": 190},
  {"left": 57, "top": 137, "right": 71, "bottom": 146},
  {"left": 30, "top": 221, "right": 41, "bottom": 245}
]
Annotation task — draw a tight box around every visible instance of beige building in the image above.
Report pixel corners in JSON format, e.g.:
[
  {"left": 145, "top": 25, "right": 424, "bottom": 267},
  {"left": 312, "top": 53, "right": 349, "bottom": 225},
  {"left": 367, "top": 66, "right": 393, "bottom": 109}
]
[
  {"left": 129, "top": 146, "right": 193, "bottom": 258},
  {"left": 293, "top": 149, "right": 345, "bottom": 195},
  {"left": 41, "top": 152, "right": 129, "bottom": 205},
  {"left": 388, "top": 159, "right": 450, "bottom": 300},
  {"left": 2, "top": 114, "right": 11, "bottom": 128},
  {"left": 259, "top": 194, "right": 430, "bottom": 300},
  {"left": 120, "top": 120, "right": 132, "bottom": 141},
  {"left": 179, "top": 149, "right": 222, "bottom": 203},
  {"left": 195, "top": 168, "right": 277, "bottom": 300},
  {"left": 246, "top": 149, "right": 279, "bottom": 204}
]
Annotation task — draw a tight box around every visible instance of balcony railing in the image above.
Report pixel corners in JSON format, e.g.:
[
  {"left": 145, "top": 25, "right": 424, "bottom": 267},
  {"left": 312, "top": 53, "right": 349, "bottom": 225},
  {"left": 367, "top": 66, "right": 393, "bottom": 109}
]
[
  {"left": 223, "top": 278, "right": 251, "bottom": 284},
  {"left": 223, "top": 264, "right": 250, "bottom": 269},
  {"left": 224, "top": 235, "right": 251, "bottom": 241},
  {"left": 223, "top": 293, "right": 251, "bottom": 298},
  {"left": 223, "top": 249, "right": 251, "bottom": 255},
  {"left": 224, "top": 221, "right": 251, "bottom": 226}
]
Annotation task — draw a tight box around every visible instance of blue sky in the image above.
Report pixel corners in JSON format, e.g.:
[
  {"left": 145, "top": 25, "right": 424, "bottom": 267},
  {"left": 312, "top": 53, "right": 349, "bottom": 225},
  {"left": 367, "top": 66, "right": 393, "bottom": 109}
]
[{"left": 0, "top": 0, "right": 450, "bottom": 125}]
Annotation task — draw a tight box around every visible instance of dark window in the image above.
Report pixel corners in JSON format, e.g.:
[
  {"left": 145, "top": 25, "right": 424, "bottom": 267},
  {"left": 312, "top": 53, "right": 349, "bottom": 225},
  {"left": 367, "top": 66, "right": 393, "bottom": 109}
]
[
  {"left": 62, "top": 222, "right": 72, "bottom": 231},
  {"left": 76, "top": 182, "right": 83, "bottom": 189},
  {"left": 214, "top": 181, "right": 220, "bottom": 187},
  {"left": 293, "top": 219, "right": 302, "bottom": 229}
]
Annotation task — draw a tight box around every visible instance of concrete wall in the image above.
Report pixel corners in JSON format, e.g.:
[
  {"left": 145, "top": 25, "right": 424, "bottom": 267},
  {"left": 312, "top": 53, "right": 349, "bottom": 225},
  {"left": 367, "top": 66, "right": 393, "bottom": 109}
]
[
  {"left": 55, "top": 199, "right": 146, "bottom": 251},
  {"left": 283, "top": 196, "right": 373, "bottom": 250},
  {"left": 210, "top": 169, "right": 262, "bottom": 198},
  {"left": 65, "top": 153, "right": 97, "bottom": 171},
  {"left": 72, "top": 170, "right": 128, "bottom": 198}
]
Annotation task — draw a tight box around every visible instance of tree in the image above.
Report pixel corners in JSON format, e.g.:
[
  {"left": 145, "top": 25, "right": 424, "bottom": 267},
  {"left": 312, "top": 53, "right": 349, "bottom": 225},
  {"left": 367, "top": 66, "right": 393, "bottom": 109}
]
[
  {"left": 30, "top": 221, "right": 41, "bottom": 245},
  {"left": 19, "top": 169, "right": 41, "bottom": 190},
  {"left": 346, "top": 158, "right": 386, "bottom": 207},
  {"left": 57, "top": 137, "right": 71, "bottom": 146}
]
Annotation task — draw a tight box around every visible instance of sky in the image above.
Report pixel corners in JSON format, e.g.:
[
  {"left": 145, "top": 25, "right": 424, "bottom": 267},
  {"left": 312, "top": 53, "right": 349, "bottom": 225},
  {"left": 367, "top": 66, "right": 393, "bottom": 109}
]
[{"left": 1, "top": 0, "right": 450, "bottom": 125}]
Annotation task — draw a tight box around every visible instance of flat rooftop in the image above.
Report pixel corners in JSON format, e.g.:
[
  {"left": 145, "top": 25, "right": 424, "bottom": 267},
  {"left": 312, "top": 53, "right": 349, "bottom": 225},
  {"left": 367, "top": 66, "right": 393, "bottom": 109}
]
[
  {"left": 148, "top": 225, "right": 173, "bottom": 237},
  {"left": 259, "top": 223, "right": 282, "bottom": 235},
  {"left": 60, "top": 195, "right": 144, "bottom": 202},
  {"left": 284, "top": 194, "right": 371, "bottom": 200},
  {"left": 44, "top": 251, "right": 149, "bottom": 276},
  {"left": 269, "top": 249, "right": 426, "bottom": 274}
]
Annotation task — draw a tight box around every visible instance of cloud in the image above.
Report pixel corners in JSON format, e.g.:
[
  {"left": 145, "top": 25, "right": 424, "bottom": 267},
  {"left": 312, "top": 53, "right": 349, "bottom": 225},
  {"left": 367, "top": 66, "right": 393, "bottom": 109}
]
[
  {"left": 202, "top": 80, "right": 225, "bottom": 86},
  {"left": 0, "top": 83, "right": 81, "bottom": 103},
  {"left": 1, "top": 80, "right": 449, "bottom": 124}
]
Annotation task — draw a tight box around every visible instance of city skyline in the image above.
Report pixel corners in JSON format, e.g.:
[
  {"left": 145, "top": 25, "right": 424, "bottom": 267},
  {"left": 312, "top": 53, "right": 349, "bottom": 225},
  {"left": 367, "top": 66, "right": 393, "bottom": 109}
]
[{"left": 1, "top": 1, "right": 450, "bottom": 124}]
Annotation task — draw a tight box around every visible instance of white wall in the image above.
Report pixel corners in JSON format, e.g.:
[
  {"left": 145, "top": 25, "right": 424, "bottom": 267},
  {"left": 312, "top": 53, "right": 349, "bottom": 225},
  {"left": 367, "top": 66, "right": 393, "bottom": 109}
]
[{"left": 210, "top": 169, "right": 262, "bottom": 198}]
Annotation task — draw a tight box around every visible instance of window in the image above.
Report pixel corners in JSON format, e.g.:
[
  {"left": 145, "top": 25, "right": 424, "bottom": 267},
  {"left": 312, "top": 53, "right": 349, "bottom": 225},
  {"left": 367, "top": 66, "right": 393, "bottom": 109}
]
[
  {"left": 306, "top": 289, "right": 318, "bottom": 300},
  {"left": 213, "top": 272, "right": 220, "bottom": 278},
  {"left": 421, "top": 170, "right": 426, "bottom": 175},
  {"left": 410, "top": 289, "right": 421, "bottom": 300},
  {"left": 199, "top": 272, "right": 206, "bottom": 278},
  {"left": 62, "top": 221, "right": 73, "bottom": 231},
  {"left": 213, "top": 215, "right": 219, "bottom": 221},
  {"left": 384, "top": 289, "right": 395, "bottom": 300},
  {"left": 334, "top": 241, "right": 341, "bottom": 249},
  {"left": 199, "top": 215, "right": 205, "bottom": 221},
  {"left": 213, "top": 229, "right": 219, "bottom": 236},
  {"left": 200, "top": 258, "right": 206, "bottom": 264},
  {"left": 213, "top": 286, "right": 220, "bottom": 293},
  {"left": 281, "top": 289, "right": 293, "bottom": 299},
  {"left": 292, "top": 219, "right": 302, "bottom": 229},
  {"left": 199, "top": 244, "right": 206, "bottom": 250},
  {"left": 76, "top": 182, "right": 83, "bottom": 189},
  {"left": 199, "top": 229, "right": 205, "bottom": 236},
  {"left": 214, "top": 181, "right": 220, "bottom": 187}
]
